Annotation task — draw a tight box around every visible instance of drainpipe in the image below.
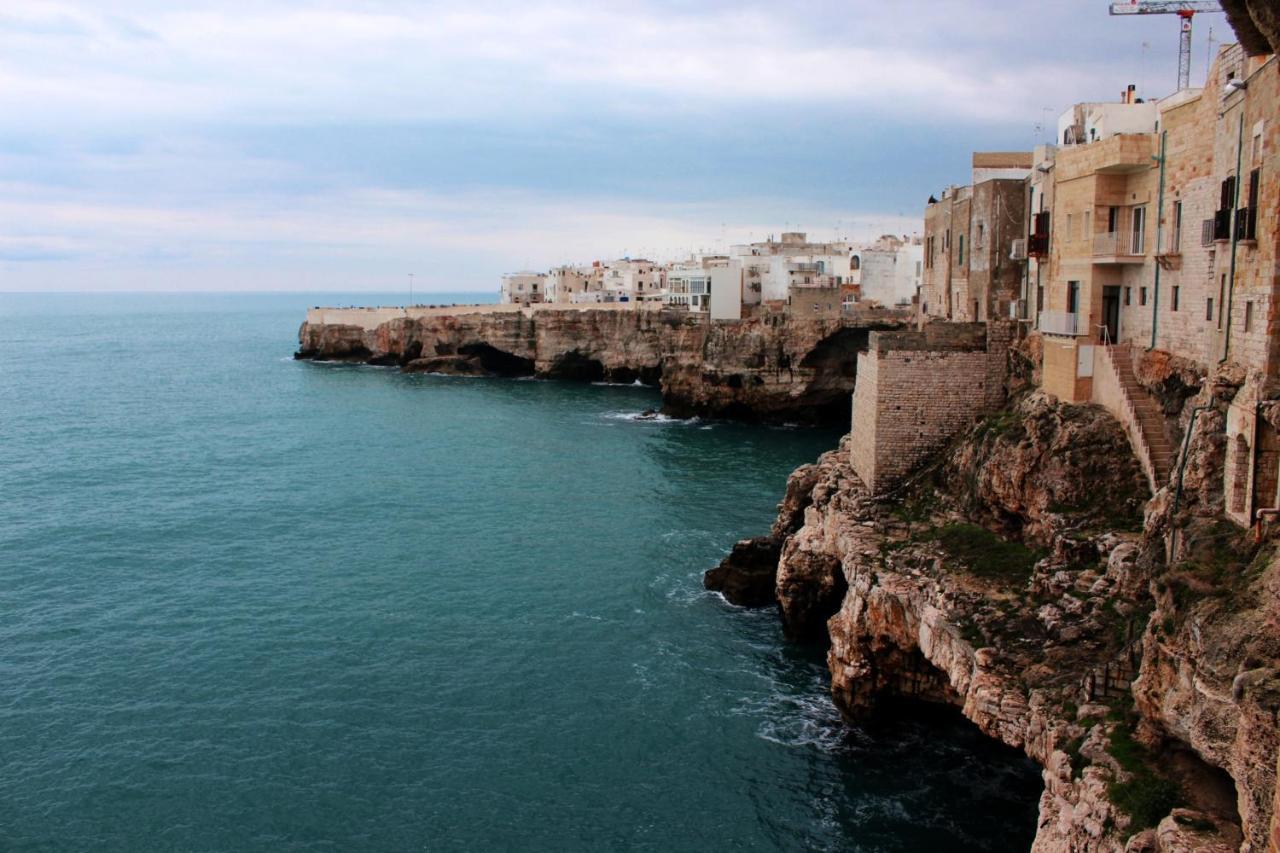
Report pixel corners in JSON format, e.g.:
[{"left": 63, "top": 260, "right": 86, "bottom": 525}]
[
  {"left": 1221, "top": 113, "right": 1244, "bottom": 363},
  {"left": 1150, "top": 131, "right": 1167, "bottom": 350},
  {"left": 1172, "top": 404, "right": 1215, "bottom": 517},
  {"left": 1250, "top": 401, "right": 1264, "bottom": 525}
]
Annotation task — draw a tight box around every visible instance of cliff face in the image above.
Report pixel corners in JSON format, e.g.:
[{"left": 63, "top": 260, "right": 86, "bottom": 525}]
[
  {"left": 297, "top": 308, "right": 903, "bottom": 423},
  {"left": 713, "top": 389, "right": 1276, "bottom": 851}
]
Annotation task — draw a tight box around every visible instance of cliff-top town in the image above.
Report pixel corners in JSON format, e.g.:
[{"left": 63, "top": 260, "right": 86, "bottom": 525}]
[{"left": 299, "top": 7, "right": 1280, "bottom": 850}]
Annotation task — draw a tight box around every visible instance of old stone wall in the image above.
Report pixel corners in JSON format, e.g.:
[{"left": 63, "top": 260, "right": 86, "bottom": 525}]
[{"left": 849, "top": 321, "right": 1011, "bottom": 492}]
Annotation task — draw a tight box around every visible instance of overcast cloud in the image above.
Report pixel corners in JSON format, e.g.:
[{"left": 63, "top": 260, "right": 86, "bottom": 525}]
[{"left": 0, "top": 0, "right": 1229, "bottom": 291}]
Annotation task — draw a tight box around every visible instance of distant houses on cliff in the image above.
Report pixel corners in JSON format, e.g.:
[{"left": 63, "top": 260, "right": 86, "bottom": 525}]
[{"left": 498, "top": 232, "right": 925, "bottom": 320}]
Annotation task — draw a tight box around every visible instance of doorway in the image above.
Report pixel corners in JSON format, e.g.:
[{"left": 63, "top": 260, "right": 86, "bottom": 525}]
[{"left": 1102, "top": 286, "right": 1120, "bottom": 344}]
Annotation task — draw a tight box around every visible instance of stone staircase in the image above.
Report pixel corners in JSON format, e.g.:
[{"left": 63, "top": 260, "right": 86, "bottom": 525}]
[{"left": 1103, "top": 343, "right": 1174, "bottom": 493}]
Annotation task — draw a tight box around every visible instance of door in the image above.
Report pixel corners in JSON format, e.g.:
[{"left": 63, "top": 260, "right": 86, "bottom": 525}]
[{"left": 1102, "top": 286, "right": 1120, "bottom": 344}]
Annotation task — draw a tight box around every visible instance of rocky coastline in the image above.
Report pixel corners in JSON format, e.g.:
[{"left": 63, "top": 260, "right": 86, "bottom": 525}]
[
  {"left": 296, "top": 306, "right": 907, "bottom": 424},
  {"left": 707, "top": 368, "right": 1280, "bottom": 851}
]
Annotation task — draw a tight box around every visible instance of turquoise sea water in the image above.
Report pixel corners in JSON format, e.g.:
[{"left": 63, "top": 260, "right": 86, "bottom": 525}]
[{"left": 0, "top": 292, "right": 1039, "bottom": 852}]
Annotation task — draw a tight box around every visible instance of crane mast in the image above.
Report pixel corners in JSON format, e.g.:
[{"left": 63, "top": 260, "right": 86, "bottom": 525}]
[{"left": 1109, "top": 1, "right": 1223, "bottom": 91}]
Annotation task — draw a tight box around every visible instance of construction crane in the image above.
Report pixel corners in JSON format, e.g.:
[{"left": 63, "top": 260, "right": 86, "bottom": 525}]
[{"left": 1109, "top": 1, "right": 1223, "bottom": 91}]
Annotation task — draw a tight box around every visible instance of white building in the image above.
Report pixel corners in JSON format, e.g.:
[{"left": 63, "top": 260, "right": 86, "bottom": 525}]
[
  {"left": 664, "top": 255, "right": 743, "bottom": 320},
  {"left": 545, "top": 265, "right": 592, "bottom": 304},
  {"left": 728, "top": 233, "right": 854, "bottom": 303},
  {"left": 600, "top": 258, "right": 664, "bottom": 304},
  {"left": 500, "top": 272, "right": 547, "bottom": 304},
  {"left": 1057, "top": 88, "right": 1158, "bottom": 146},
  {"left": 852, "top": 235, "right": 924, "bottom": 307}
]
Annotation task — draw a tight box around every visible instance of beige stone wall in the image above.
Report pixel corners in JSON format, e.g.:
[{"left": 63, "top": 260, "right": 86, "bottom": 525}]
[
  {"left": 849, "top": 322, "right": 1011, "bottom": 493},
  {"left": 1042, "top": 337, "right": 1092, "bottom": 403},
  {"left": 787, "top": 285, "right": 842, "bottom": 318}
]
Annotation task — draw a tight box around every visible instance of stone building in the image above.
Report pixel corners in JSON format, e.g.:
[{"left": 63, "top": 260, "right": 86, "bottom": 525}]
[
  {"left": 849, "top": 322, "right": 1013, "bottom": 492},
  {"left": 1033, "top": 45, "right": 1280, "bottom": 522},
  {"left": 921, "top": 153, "right": 1031, "bottom": 323}
]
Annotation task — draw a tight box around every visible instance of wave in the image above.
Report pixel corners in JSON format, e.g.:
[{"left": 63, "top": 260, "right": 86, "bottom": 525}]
[
  {"left": 735, "top": 688, "right": 849, "bottom": 752},
  {"left": 600, "top": 410, "right": 700, "bottom": 424}
]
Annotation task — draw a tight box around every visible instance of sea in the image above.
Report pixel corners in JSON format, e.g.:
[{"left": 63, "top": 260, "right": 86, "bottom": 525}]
[{"left": 0, "top": 292, "right": 1040, "bottom": 852}]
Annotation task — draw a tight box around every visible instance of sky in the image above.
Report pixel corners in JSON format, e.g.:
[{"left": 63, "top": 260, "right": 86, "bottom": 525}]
[{"left": 0, "top": 0, "right": 1232, "bottom": 292}]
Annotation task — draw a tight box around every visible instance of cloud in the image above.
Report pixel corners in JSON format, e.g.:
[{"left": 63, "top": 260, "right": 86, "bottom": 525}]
[
  {"left": 0, "top": 180, "right": 918, "bottom": 290},
  {"left": 0, "top": 0, "right": 1177, "bottom": 128},
  {"left": 0, "top": 0, "right": 1222, "bottom": 291}
]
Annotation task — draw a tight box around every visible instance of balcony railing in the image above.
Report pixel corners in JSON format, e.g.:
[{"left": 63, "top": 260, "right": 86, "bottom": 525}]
[
  {"left": 1038, "top": 310, "right": 1081, "bottom": 336},
  {"left": 1028, "top": 232, "right": 1050, "bottom": 257},
  {"left": 1201, "top": 218, "right": 1215, "bottom": 247},
  {"left": 1093, "top": 230, "right": 1143, "bottom": 257}
]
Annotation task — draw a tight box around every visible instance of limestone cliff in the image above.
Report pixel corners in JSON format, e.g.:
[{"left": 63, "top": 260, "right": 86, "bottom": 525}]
[
  {"left": 712, "top": 389, "right": 1278, "bottom": 851},
  {"left": 297, "top": 308, "right": 904, "bottom": 424}
]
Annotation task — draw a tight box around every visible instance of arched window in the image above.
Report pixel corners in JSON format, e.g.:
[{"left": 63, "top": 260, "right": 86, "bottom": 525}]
[
  {"left": 1230, "top": 435, "right": 1250, "bottom": 514},
  {"left": 850, "top": 255, "right": 861, "bottom": 271}
]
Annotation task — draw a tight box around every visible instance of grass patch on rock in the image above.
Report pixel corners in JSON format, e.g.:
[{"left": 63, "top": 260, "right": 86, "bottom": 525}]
[
  {"left": 922, "top": 523, "right": 1041, "bottom": 582},
  {"left": 1105, "top": 723, "right": 1181, "bottom": 831}
]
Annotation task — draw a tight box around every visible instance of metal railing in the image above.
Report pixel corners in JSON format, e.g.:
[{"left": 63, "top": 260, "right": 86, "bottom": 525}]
[
  {"left": 1038, "top": 310, "right": 1081, "bottom": 336},
  {"left": 1093, "top": 230, "right": 1143, "bottom": 257}
]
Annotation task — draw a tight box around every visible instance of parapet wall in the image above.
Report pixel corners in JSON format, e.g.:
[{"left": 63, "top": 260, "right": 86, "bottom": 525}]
[{"left": 850, "top": 321, "right": 1012, "bottom": 493}]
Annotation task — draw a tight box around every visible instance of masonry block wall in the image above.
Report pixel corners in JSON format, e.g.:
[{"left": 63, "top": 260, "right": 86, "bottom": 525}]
[{"left": 850, "top": 321, "right": 1012, "bottom": 493}]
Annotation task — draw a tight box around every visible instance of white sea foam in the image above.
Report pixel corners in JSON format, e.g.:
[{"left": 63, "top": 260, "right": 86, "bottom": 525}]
[
  {"left": 741, "top": 690, "right": 849, "bottom": 751},
  {"left": 600, "top": 410, "right": 682, "bottom": 423}
]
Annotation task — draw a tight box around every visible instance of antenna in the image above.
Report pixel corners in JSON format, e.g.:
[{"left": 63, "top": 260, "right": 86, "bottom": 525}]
[{"left": 1206, "top": 25, "right": 1216, "bottom": 78}]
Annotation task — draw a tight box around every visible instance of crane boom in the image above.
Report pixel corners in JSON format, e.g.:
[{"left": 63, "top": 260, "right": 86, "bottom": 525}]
[
  {"left": 1109, "top": 1, "right": 1220, "bottom": 13},
  {"left": 1108, "top": 1, "right": 1223, "bottom": 90}
]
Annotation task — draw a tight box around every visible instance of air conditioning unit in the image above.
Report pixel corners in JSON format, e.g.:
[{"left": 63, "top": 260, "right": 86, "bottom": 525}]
[{"left": 1010, "top": 239, "right": 1027, "bottom": 261}]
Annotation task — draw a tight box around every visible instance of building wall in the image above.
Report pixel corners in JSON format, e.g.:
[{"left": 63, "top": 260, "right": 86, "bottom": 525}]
[
  {"left": 787, "top": 285, "right": 842, "bottom": 318},
  {"left": 709, "top": 264, "right": 743, "bottom": 320},
  {"left": 849, "top": 322, "right": 1011, "bottom": 492}
]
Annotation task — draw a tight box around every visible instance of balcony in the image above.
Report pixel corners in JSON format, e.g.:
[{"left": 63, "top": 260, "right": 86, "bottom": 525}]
[
  {"left": 1028, "top": 233, "right": 1050, "bottom": 257},
  {"left": 1038, "top": 310, "right": 1082, "bottom": 336},
  {"left": 1093, "top": 230, "right": 1145, "bottom": 264}
]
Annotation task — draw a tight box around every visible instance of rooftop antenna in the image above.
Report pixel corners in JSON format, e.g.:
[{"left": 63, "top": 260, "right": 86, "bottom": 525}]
[
  {"left": 1140, "top": 40, "right": 1150, "bottom": 98},
  {"left": 1205, "top": 24, "right": 1216, "bottom": 78}
]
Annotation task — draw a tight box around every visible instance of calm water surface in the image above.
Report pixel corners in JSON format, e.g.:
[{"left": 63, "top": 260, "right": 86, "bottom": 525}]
[{"left": 0, "top": 292, "right": 1039, "bottom": 851}]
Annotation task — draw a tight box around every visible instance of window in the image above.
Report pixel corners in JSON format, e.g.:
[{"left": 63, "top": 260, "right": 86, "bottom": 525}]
[
  {"left": 977, "top": 222, "right": 985, "bottom": 247},
  {"left": 1219, "top": 275, "right": 1227, "bottom": 329},
  {"left": 1172, "top": 201, "right": 1183, "bottom": 251},
  {"left": 1172, "top": 285, "right": 1180, "bottom": 311},
  {"left": 1067, "top": 280, "right": 1080, "bottom": 314},
  {"left": 1067, "top": 213, "right": 1074, "bottom": 241},
  {"left": 957, "top": 235, "right": 965, "bottom": 267},
  {"left": 1140, "top": 287, "right": 1148, "bottom": 306},
  {"left": 1207, "top": 298, "right": 1214, "bottom": 321},
  {"left": 1131, "top": 206, "right": 1146, "bottom": 254},
  {"left": 1241, "top": 168, "right": 1260, "bottom": 240},
  {"left": 1124, "top": 286, "right": 1131, "bottom": 306},
  {"left": 1246, "top": 301, "right": 1254, "bottom": 332},
  {"left": 1084, "top": 210, "right": 1091, "bottom": 238}
]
